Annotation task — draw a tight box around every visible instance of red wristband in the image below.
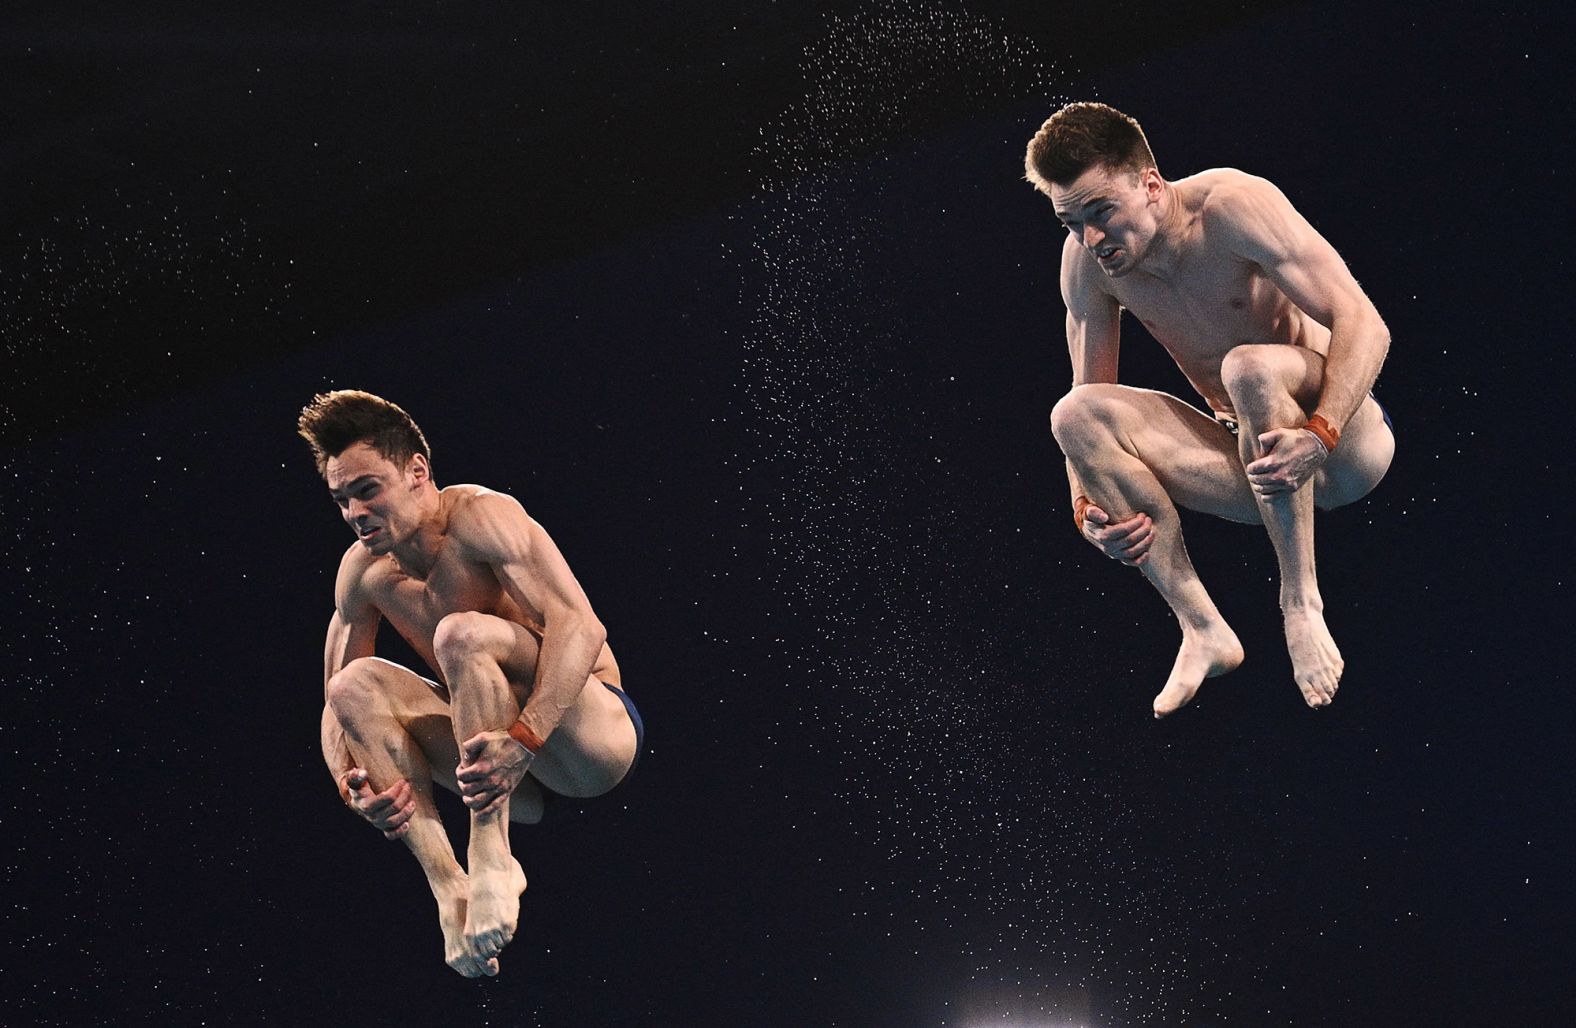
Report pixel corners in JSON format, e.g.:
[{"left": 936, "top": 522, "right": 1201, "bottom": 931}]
[
  {"left": 508, "top": 719, "right": 546, "bottom": 754},
  {"left": 1301, "top": 414, "right": 1339, "bottom": 454},
  {"left": 1073, "top": 495, "right": 1093, "bottom": 532}
]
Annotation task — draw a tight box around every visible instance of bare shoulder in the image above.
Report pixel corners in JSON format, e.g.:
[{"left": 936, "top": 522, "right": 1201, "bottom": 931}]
[
  {"left": 444, "top": 483, "right": 529, "bottom": 525},
  {"left": 333, "top": 542, "right": 379, "bottom": 617},
  {"left": 1182, "top": 166, "right": 1278, "bottom": 201},
  {"left": 1059, "top": 231, "right": 1114, "bottom": 308},
  {"left": 444, "top": 484, "right": 533, "bottom": 560},
  {"left": 1187, "top": 168, "right": 1310, "bottom": 258}
]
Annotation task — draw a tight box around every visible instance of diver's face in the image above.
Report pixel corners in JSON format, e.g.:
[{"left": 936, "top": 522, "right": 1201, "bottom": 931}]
[
  {"left": 1049, "top": 164, "right": 1162, "bottom": 277},
  {"left": 325, "top": 442, "right": 427, "bottom": 553}
]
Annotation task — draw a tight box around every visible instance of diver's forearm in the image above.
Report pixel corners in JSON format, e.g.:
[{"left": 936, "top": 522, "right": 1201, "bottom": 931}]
[{"left": 1316, "top": 313, "right": 1390, "bottom": 429}]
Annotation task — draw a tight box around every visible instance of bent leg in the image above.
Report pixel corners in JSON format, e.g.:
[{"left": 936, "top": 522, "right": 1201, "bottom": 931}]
[
  {"left": 430, "top": 614, "right": 533, "bottom": 965},
  {"left": 433, "top": 613, "right": 639, "bottom": 797},
  {"left": 325, "top": 657, "right": 496, "bottom": 978},
  {"left": 430, "top": 612, "right": 637, "bottom": 962},
  {"left": 1050, "top": 385, "right": 1250, "bottom": 716},
  {"left": 1219, "top": 345, "right": 1394, "bottom": 707}
]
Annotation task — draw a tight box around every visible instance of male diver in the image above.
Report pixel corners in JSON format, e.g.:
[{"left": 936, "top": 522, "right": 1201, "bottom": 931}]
[
  {"left": 1025, "top": 102, "right": 1393, "bottom": 716},
  {"left": 298, "top": 389, "right": 642, "bottom": 976}
]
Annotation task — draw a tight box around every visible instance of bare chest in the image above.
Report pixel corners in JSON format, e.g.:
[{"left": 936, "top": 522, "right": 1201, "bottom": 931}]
[
  {"left": 369, "top": 553, "right": 508, "bottom": 649},
  {"left": 1112, "top": 255, "right": 1311, "bottom": 364}
]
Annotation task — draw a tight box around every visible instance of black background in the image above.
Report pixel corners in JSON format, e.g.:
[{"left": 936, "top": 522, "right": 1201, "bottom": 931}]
[{"left": 5, "top": 2, "right": 1571, "bottom": 1025}]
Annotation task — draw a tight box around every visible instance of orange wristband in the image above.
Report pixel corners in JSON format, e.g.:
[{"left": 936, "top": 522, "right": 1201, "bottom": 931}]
[
  {"left": 1073, "top": 495, "right": 1093, "bottom": 532},
  {"left": 1301, "top": 414, "right": 1339, "bottom": 454},
  {"left": 508, "top": 719, "right": 546, "bottom": 754}
]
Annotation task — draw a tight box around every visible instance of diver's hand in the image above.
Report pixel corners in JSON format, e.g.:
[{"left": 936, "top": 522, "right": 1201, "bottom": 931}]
[
  {"left": 341, "top": 769, "right": 415, "bottom": 840},
  {"left": 1081, "top": 503, "right": 1154, "bottom": 567},
  {"left": 456, "top": 731, "right": 534, "bottom": 816},
  {"left": 1247, "top": 428, "right": 1327, "bottom": 496}
]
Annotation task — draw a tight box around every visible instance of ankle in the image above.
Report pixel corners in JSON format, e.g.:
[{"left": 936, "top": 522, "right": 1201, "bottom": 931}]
[
  {"left": 426, "top": 868, "right": 467, "bottom": 896},
  {"left": 1176, "top": 608, "right": 1227, "bottom": 634},
  {"left": 1280, "top": 593, "right": 1323, "bottom": 614}
]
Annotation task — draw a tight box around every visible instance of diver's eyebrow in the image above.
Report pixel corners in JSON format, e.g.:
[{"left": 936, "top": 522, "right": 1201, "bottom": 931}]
[
  {"left": 1055, "top": 195, "right": 1111, "bottom": 221},
  {"left": 328, "top": 474, "right": 378, "bottom": 499}
]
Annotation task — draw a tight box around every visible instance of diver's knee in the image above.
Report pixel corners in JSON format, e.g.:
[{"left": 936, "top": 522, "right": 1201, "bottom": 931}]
[
  {"left": 1050, "top": 384, "right": 1124, "bottom": 451},
  {"left": 1219, "top": 345, "right": 1291, "bottom": 400},
  {"left": 433, "top": 611, "right": 506, "bottom": 669},
  {"left": 326, "top": 657, "right": 390, "bottom": 718}
]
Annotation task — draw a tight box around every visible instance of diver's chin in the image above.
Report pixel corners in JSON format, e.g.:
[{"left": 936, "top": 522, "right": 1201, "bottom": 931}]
[
  {"left": 1104, "top": 247, "right": 1146, "bottom": 278},
  {"left": 1095, "top": 246, "right": 1129, "bottom": 276}
]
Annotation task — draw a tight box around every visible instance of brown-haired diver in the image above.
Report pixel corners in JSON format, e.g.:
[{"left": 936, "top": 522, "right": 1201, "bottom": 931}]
[
  {"left": 1026, "top": 102, "right": 1394, "bottom": 716},
  {"left": 299, "top": 389, "right": 642, "bottom": 975}
]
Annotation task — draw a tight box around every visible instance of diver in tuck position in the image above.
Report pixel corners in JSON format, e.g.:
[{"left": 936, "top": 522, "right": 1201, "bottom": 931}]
[
  {"left": 1024, "top": 102, "right": 1394, "bottom": 717},
  {"left": 298, "top": 389, "right": 643, "bottom": 976}
]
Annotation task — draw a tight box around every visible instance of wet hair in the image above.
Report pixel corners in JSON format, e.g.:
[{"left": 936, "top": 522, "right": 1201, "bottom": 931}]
[
  {"left": 1024, "top": 101, "right": 1158, "bottom": 194},
  {"left": 296, "top": 389, "right": 432, "bottom": 478}
]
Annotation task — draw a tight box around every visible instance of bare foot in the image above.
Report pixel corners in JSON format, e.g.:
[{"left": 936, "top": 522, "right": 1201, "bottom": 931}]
[
  {"left": 1284, "top": 606, "right": 1343, "bottom": 707},
  {"left": 464, "top": 858, "right": 527, "bottom": 962},
  {"left": 435, "top": 879, "right": 498, "bottom": 979},
  {"left": 1153, "top": 621, "right": 1245, "bottom": 718}
]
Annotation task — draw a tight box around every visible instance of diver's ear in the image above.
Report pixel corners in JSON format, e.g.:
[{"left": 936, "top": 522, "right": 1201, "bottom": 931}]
[
  {"left": 1140, "top": 166, "right": 1164, "bottom": 202},
  {"left": 407, "top": 452, "right": 431, "bottom": 487}
]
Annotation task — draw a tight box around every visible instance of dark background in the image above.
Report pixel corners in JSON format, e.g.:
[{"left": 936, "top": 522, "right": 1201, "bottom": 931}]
[{"left": 4, "top": 2, "right": 1570, "bottom": 1025}]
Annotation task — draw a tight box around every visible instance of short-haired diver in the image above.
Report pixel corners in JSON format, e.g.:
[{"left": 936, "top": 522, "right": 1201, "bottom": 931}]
[
  {"left": 1025, "top": 102, "right": 1394, "bottom": 716},
  {"left": 298, "top": 390, "right": 643, "bottom": 976}
]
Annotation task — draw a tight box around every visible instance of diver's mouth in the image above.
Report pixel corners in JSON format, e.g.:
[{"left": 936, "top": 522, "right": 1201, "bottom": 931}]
[{"left": 1096, "top": 244, "right": 1121, "bottom": 262}]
